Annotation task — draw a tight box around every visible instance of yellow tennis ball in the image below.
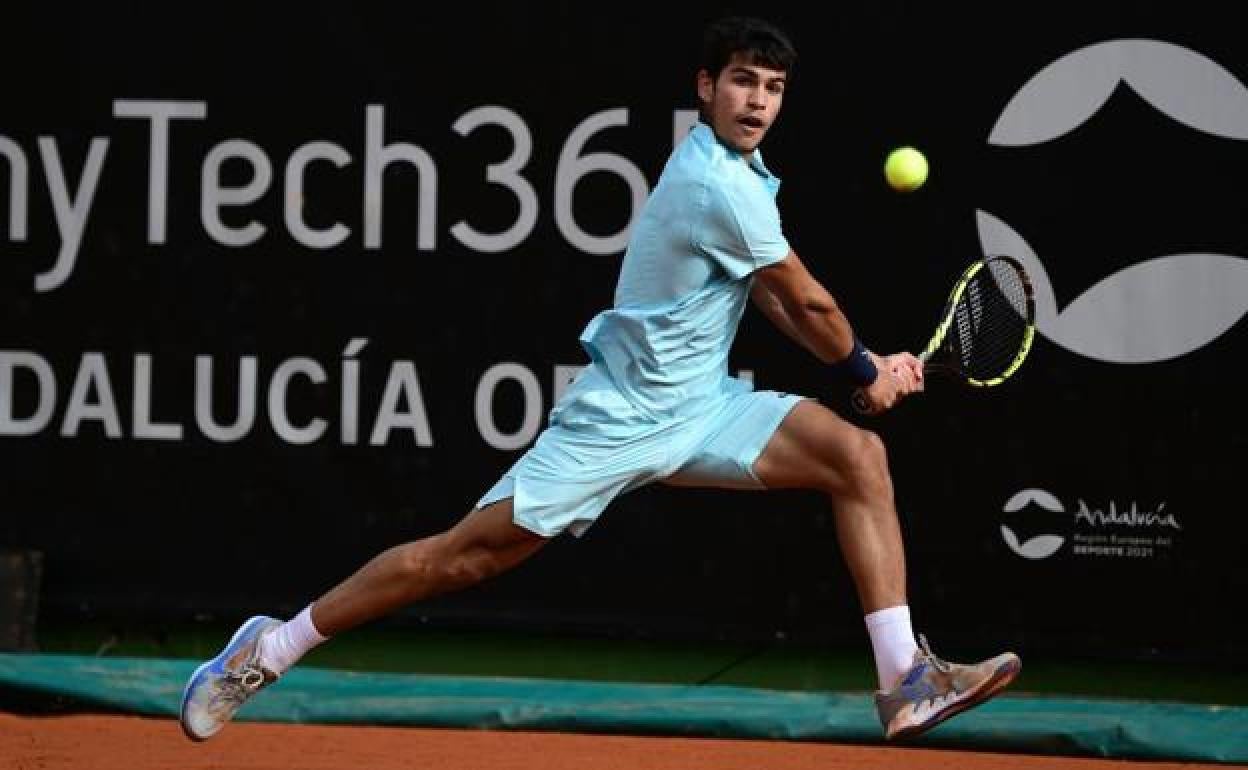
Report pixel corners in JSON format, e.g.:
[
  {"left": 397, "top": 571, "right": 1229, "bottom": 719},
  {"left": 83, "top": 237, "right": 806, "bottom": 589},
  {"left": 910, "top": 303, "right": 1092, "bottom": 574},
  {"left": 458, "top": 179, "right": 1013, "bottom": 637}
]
[{"left": 884, "top": 146, "right": 928, "bottom": 192}]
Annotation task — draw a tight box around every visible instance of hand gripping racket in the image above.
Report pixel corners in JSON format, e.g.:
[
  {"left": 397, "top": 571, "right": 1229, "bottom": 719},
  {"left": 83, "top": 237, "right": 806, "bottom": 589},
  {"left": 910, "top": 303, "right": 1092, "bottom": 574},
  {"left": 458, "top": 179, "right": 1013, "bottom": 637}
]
[{"left": 853, "top": 255, "right": 1036, "bottom": 413}]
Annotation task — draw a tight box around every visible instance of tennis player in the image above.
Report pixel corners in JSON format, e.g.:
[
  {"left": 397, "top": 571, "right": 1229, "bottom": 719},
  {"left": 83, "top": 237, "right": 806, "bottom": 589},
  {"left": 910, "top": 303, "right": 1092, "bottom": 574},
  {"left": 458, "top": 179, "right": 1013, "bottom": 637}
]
[{"left": 181, "top": 15, "right": 1019, "bottom": 743}]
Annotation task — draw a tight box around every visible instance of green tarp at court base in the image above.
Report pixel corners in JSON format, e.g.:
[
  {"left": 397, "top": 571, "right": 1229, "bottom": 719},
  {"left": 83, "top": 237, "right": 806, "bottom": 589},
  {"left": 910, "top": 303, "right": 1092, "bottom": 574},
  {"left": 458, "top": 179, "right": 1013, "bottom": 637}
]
[{"left": 1, "top": 653, "right": 1244, "bottom": 763}]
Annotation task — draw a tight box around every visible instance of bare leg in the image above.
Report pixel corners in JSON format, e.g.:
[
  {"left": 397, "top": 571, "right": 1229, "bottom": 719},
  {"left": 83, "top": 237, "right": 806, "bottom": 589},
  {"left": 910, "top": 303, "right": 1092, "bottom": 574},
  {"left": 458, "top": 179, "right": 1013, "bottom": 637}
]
[
  {"left": 310, "top": 498, "right": 546, "bottom": 636},
  {"left": 178, "top": 498, "right": 546, "bottom": 741},
  {"left": 752, "top": 400, "right": 906, "bottom": 613}
]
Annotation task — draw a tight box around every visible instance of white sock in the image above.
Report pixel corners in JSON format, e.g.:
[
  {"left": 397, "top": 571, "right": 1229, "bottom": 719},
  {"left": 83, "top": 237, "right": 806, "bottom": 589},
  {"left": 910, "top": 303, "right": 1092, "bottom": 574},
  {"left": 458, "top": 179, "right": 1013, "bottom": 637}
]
[
  {"left": 258, "top": 605, "right": 328, "bottom": 675},
  {"left": 865, "top": 605, "right": 920, "bottom": 691}
]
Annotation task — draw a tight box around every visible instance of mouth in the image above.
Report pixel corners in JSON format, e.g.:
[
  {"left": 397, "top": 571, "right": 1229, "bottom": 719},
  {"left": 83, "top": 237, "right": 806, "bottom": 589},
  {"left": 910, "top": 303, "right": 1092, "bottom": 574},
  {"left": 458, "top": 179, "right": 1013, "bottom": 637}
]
[{"left": 737, "top": 115, "right": 766, "bottom": 132}]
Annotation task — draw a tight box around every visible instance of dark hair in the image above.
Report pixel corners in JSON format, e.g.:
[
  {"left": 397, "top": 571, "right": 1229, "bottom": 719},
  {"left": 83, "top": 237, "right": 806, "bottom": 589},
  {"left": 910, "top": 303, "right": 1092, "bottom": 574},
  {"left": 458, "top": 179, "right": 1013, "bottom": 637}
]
[{"left": 700, "top": 16, "right": 797, "bottom": 80}]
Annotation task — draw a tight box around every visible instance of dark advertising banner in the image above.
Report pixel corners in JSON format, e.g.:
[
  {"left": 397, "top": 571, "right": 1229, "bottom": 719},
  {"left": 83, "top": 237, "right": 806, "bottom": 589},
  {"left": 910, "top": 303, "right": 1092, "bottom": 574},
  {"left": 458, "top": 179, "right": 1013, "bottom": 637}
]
[{"left": 3, "top": 4, "right": 1246, "bottom": 661}]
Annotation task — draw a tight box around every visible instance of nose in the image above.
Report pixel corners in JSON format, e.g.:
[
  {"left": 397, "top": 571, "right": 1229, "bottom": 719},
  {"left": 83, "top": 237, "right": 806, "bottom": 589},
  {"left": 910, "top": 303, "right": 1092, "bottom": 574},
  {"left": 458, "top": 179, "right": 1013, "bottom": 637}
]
[{"left": 748, "top": 84, "right": 768, "bottom": 108}]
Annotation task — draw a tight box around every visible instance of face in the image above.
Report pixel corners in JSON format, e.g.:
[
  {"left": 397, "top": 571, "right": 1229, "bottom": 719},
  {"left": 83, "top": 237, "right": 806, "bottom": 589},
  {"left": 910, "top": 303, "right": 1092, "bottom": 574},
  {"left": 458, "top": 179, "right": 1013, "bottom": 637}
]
[{"left": 697, "top": 52, "right": 787, "bottom": 155}]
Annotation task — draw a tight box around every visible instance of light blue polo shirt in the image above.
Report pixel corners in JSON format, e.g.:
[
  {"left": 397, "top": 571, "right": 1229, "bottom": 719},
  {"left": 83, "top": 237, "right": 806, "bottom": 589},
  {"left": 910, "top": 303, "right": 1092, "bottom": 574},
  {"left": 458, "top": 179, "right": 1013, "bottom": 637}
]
[
  {"left": 576, "top": 121, "right": 791, "bottom": 420},
  {"left": 476, "top": 122, "right": 805, "bottom": 538}
]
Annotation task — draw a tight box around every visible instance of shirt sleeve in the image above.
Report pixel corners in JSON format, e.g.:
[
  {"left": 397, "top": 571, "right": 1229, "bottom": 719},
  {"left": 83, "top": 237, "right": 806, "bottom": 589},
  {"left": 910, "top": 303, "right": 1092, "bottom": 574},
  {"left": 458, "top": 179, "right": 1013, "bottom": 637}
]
[{"left": 694, "top": 171, "right": 790, "bottom": 280}]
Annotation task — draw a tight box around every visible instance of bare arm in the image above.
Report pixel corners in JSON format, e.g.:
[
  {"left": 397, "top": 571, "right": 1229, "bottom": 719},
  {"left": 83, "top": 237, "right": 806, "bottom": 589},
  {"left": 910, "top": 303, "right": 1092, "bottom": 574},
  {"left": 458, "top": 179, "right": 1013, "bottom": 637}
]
[
  {"left": 752, "top": 249, "right": 855, "bottom": 364},
  {"left": 749, "top": 279, "right": 812, "bottom": 351},
  {"left": 752, "top": 249, "right": 924, "bottom": 413}
]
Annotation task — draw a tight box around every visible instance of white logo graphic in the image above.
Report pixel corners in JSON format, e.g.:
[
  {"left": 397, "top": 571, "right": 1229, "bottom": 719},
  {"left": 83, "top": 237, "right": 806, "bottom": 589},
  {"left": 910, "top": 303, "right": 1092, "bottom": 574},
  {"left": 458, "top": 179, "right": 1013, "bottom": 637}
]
[
  {"left": 1073, "top": 500, "right": 1181, "bottom": 530},
  {"left": 979, "top": 39, "right": 1248, "bottom": 363},
  {"left": 1000, "top": 488, "right": 1066, "bottom": 560},
  {"left": 1001, "top": 489, "right": 1183, "bottom": 561}
]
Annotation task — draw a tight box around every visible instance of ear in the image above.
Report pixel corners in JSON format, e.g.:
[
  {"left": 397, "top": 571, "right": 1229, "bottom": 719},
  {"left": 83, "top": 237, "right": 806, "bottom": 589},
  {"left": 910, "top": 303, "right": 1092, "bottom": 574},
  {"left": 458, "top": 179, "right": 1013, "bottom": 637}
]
[{"left": 696, "top": 69, "right": 714, "bottom": 106}]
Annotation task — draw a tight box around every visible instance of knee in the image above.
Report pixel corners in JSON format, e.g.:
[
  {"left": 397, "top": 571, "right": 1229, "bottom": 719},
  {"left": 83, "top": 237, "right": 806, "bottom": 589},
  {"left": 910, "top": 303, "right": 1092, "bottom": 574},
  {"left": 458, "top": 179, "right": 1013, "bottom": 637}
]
[
  {"left": 443, "top": 547, "right": 501, "bottom": 587},
  {"left": 404, "top": 534, "right": 500, "bottom": 588},
  {"left": 837, "top": 429, "right": 893, "bottom": 502},
  {"left": 393, "top": 539, "right": 443, "bottom": 585}
]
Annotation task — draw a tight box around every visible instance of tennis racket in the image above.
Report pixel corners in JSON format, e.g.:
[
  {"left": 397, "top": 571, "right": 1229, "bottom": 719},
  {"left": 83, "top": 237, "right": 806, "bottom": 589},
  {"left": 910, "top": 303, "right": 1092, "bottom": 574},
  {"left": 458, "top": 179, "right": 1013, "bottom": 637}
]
[{"left": 853, "top": 255, "right": 1036, "bottom": 413}]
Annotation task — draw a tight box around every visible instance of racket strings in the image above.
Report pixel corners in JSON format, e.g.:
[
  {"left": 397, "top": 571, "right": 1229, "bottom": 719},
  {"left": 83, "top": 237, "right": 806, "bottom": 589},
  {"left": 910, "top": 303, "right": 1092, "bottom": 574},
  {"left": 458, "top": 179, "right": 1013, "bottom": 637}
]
[
  {"left": 956, "top": 301, "right": 1025, "bottom": 368},
  {"left": 957, "top": 285, "right": 1027, "bottom": 375},
  {"left": 950, "top": 263, "right": 1030, "bottom": 380}
]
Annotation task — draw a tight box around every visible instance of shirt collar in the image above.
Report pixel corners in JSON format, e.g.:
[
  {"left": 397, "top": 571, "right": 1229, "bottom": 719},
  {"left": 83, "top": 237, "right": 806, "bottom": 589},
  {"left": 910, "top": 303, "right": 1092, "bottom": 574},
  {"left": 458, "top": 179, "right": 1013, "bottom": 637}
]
[{"left": 691, "top": 121, "right": 779, "bottom": 183}]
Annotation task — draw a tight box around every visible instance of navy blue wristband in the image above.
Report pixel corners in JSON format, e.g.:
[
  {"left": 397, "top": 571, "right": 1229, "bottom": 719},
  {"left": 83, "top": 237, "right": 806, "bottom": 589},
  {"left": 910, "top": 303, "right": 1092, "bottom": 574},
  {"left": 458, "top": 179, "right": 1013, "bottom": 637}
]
[{"left": 834, "top": 338, "right": 879, "bottom": 387}]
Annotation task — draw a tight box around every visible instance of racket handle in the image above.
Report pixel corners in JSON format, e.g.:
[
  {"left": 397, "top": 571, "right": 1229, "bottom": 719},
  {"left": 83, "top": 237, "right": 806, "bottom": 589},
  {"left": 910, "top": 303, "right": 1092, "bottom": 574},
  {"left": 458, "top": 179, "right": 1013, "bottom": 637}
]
[{"left": 851, "top": 388, "right": 870, "bottom": 414}]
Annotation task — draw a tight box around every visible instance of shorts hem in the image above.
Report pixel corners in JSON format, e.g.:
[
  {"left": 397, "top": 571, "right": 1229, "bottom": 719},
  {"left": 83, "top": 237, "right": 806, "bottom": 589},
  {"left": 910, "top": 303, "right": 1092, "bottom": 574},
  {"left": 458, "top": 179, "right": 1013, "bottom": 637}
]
[{"left": 745, "top": 394, "right": 810, "bottom": 488}]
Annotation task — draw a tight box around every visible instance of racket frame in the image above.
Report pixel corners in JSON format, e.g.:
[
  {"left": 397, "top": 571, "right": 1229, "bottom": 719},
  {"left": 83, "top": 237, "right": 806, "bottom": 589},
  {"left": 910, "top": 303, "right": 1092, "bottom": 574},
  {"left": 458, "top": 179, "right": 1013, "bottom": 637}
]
[{"left": 919, "top": 255, "right": 1035, "bottom": 387}]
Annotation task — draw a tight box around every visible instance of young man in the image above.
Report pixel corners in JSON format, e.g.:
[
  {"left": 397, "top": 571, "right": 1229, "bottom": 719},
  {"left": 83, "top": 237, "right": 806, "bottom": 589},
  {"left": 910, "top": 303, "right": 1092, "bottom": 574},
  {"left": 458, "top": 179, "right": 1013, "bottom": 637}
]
[{"left": 180, "top": 16, "right": 1019, "bottom": 743}]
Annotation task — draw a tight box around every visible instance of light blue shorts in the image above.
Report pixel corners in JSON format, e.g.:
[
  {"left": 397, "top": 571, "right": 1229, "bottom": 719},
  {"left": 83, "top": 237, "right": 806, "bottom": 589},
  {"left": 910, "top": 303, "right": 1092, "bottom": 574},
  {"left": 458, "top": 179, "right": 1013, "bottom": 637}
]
[{"left": 475, "top": 365, "right": 807, "bottom": 538}]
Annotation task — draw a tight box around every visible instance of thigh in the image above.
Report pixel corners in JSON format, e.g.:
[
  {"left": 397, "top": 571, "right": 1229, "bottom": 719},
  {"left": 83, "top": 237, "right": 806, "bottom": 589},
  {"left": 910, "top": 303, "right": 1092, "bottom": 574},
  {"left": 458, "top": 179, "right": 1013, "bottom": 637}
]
[
  {"left": 444, "top": 497, "right": 548, "bottom": 565},
  {"left": 750, "top": 399, "right": 872, "bottom": 493}
]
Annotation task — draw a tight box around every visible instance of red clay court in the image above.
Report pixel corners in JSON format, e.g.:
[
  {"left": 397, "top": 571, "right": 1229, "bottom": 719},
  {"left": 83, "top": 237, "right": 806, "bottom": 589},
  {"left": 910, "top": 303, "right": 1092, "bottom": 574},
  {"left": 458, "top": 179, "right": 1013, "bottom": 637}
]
[{"left": 2, "top": 713, "right": 1233, "bottom": 770}]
